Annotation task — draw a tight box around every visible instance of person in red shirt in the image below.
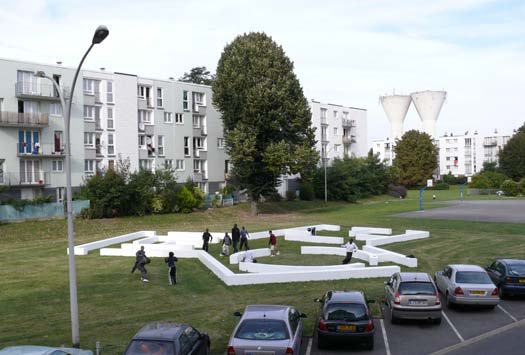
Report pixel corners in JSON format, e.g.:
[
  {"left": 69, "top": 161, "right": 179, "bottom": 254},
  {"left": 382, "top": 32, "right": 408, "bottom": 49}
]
[{"left": 268, "top": 230, "right": 277, "bottom": 256}]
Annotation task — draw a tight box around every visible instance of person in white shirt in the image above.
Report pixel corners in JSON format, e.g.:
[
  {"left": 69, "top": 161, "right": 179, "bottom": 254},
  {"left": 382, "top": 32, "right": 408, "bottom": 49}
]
[
  {"left": 341, "top": 238, "right": 358, "bottom": 264},
  {"left": 242, "top": 250, "right": 257, "bottom": 263}
]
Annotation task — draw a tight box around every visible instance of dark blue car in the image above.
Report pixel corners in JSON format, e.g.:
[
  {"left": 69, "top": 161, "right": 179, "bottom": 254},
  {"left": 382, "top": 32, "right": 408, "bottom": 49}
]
[{"left": 486, "top": 259, "right": 525, "bottom": 298}]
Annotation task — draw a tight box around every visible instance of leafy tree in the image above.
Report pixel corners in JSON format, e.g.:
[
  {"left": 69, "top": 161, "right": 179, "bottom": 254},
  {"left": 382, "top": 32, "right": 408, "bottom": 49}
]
[
  {"left": 469, "top": 171, "right": 508, "bottom": 189},
  {"left": 179, "top": 66, "right": 215, "bottom": 85},
  {"left": 499, "top": 128, "right": 525, "bottom": 180},
  {"left": 482, "top": 161, "right": 498, "bottom": 173},
  {"left": 393, "top": 130, "right": 438, "bottom": 187},
  {"left": 501, "top": 180, "right": 519, "bottom": 196},
  {"left": 176, "top": 186, "right": 196, "bottom": 213},
  {"left": 212, "top": 32, "right": 318, "bottom": 214}
]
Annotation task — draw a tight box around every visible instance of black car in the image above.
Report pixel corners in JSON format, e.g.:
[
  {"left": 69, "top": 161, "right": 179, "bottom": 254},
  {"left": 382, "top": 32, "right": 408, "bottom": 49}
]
[
  {"left": 124, "top": 322, "right": 210, "bottom": 355},
  {"left": 486, "top": 259, "right": 525, "bottom": 297},
  {"left": 315, "top": 291, "right": 375, "bottom": 350}
]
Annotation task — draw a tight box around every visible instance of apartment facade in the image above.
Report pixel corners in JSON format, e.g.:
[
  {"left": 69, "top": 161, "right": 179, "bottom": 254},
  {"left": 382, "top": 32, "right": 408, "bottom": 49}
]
[
  {"left": 0, "top": 58, "right": 228, "bottom": 201},
  {"left": 309, "top": 100, "right": 368, "bottom": 163}
]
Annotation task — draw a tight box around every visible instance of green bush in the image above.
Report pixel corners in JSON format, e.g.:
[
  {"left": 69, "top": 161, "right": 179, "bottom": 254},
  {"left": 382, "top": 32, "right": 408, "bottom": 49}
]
[
  {"left": 442, "top": 173, "right": 467, "bottom": 185},
  {"left": 431, "top": 181, "right": 450, "bottom": 190},
  {"left": 193, "top": 187, "right": 205, "bottom": 209},
  {"left": 176, "top": 187, "right": 196, "bottom": 213},
  {"left": 469, "top": 171, "right": 508, "bottom": 189},
  {"left": 501, "top": 180, "right": 519, "bottom": 196},
  {"left": 285, "top": 190, "right": 296, "bottom": 201},
  {"left": 519, "top": 178, "right": 525, "bottom": 195},
  {"left": 220, "top": 184, "right": 236, "bottom": 196},
  {"left": 299, "top": 182, "right": 315, "bottom": 201}
]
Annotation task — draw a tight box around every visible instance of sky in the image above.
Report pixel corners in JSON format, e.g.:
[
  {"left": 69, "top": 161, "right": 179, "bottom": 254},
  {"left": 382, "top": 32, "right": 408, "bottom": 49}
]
[{"left": 1, "top": 0, "right": 524, "bottom": 144}]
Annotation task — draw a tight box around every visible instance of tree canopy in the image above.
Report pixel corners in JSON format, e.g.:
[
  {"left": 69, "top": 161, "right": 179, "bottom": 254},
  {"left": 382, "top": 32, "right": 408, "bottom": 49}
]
[
  {"left": 212, "top": 32, "right": 318, "bottom": 206},
  {"left": 393, "top": 130, "right": 438, "bottom": 187},
  {"left": 179, "top": 66, "right": 215, "bottom": 85},
  {"left": 499, "top": 124, "right": 525, "bottom": 180}
]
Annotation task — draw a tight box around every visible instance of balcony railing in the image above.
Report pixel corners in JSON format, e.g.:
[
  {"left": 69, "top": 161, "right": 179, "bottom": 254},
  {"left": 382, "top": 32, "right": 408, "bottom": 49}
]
[
  {"left": 0, "top": 172, "right": 50, "bottom": 186},
  {"left": 484, "top": 139, "right": 497, "bottom": 146},
  {"left": 342, "top": 136, "right": 356, "bottom": 144},
  {"left": 17, "top": 143, "right": 65, "bottom": 157},
  {"left": 0, "top": 111, "right": 49, "bottom": 127},
  {"left": 342, "top": 119, "right": 355, "bottom": 128},
  {"left": 16, "top": 81, "right": 70, "bottom": 100}
]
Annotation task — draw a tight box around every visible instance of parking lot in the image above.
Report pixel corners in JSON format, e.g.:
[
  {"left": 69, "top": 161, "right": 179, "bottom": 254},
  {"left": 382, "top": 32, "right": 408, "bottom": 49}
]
[{"left": 302, "top": 296, "right": 525, "bottom": 355}]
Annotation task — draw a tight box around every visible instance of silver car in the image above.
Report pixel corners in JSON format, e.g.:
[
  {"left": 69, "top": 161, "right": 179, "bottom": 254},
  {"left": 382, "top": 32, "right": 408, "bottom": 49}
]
[
  {"left": 435, "top": 264, "right": 499, "bottom": 308},
  {"left": 227, "top": 305, "right": 306, "bottom": 355},
  {"left": 0, "top": 346, "right": 92, "bottom": 355}
]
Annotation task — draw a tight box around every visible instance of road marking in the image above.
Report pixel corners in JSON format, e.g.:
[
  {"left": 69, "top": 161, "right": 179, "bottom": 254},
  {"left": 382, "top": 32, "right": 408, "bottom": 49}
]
[
  {"left": 380, "top": 319, "right": 391, "bottom": 355},
  {"left": 305, "top": 337, "right": 312, "bottom": 355},
  {"left": 429, "top": 319, "right": 525, "bottom": 355},
  {"left": 498, "top": 304, "right": 518, "bottom": 322},
  {"left": 441, "top": 311, "right": 464, "bottom": 342}
]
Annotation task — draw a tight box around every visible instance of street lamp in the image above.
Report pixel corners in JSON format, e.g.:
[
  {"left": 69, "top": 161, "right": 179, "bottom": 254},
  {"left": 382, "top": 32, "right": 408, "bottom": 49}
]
[{"left": 35, "top": 24, "right": 108, "bottom": 348}]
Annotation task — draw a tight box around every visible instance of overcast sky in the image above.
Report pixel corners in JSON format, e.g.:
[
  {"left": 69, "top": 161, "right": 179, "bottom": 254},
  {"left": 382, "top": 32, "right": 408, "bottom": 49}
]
[{"left": 1, "top": 0, "right": 524, "bottom": 143}]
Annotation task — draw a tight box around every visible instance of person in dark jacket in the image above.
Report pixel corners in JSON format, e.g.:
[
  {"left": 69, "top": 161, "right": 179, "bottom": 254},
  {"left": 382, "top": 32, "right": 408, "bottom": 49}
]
[
  {"left": 222, "top": 232, "right": 232, "bottom": 256},
  {"left": 202, "top": 228, "right": 213, "bottom": 252},
  {"left": 165, "top": 252, "right": 178, "bottom": 285},
  {"left": 239, "top": 226, "right": 250, "bottom": 251},
  {"left": 131, "top": 246, "right": 146, "bottom": 274},
  {"left": 133, "top": 246, "right": 150, "bottom": 282},
  {"left": 231, "top": 224, "right": 240, "bottom": 253}
]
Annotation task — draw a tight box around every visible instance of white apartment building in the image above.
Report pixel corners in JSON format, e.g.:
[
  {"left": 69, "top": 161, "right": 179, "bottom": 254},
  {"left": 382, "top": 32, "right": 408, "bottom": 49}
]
[
  {"left": 0, "top": 58, "right": 228, "bottom": 201},
  {"left": 309, "top": 100, "right": 368, "bottom": 163}
]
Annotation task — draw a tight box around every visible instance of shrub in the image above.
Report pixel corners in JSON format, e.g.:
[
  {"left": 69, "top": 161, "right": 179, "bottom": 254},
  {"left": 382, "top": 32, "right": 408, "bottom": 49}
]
[
  {"left": 299, "top": 182, "right": 315, "bottom": 201},
  {"left": 176, "top": 187, "right": 196, "bottom": 213},
  {"left": 192, "top": 187, "right": 205, "bottom": 209},
  {"left": 431, "top": 181, "right": 450, "bottom": 190},
  {"left": 519, "top": 178, "right": 525, "bottom": 195},
  {"left": 501, "top": 180, "right": 519, "bottom": 196},
  {"left": 387, "top": 184, "right": 407, "bottom": 199},
  {"left": 220, "top": 184, "right": 236, "bottom": 196},
  {"left": 469, "top": 171, "right": 508, "bottom": 189},
  {"left": 442, "top": 173, "right": 467, "bottom": 185},
  {"left": 285, "top": 190, "right": 296, "bottom": 201}
]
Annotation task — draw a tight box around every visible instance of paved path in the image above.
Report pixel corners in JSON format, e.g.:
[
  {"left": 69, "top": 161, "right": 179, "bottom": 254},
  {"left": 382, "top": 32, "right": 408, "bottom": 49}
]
[{"left": 395, "top": 200, "right": 525, "bottom": 223}]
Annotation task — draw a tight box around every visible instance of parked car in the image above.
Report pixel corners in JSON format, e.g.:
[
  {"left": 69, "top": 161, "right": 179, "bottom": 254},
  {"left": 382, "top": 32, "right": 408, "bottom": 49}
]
[
  {"left": 124, "top": 322, "right": 210, "bottom": 355},
  {"left": 435, "top": 264, "right": 499, "bottom": 308},
  {"left": 384, "top": 272, "right": 442, "bottom": 324},
  {"left": 486, "top": 259, "right": 525, "bottom": 297},
  {"left": 314, "top": 290, "right": 375, "bottom": 350},
  {"left": 228, "top": 305, "right": 306, "bottom": 355},
  {"left": 0, "top": 346, "right": 92, "bottom": 355}
]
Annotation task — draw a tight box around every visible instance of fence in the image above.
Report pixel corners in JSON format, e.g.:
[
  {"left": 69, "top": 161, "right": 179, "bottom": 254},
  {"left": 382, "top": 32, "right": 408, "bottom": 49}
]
[
  {"left": 0, "top": 200, "right": 89, "bottom": 222},
  {"left": 203, "top": 193, "right": 245, "bottom": 209}
]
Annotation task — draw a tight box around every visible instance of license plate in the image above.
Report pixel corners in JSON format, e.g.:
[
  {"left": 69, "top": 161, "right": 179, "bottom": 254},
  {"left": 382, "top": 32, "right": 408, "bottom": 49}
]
[
  {"left": 337, "top": 325, "right": 356, "bottom": 332},
  {"left": 519, "top": 279, "right": 525, "bottom": 284},
  {"left": 246, "top": 352, "right": 274, "bottom": 355},
  {"left": 470, "top": 290, "right": 485, "bottom": 295},
  {"left": 408, "top": 300, "right": 427, "bottom": 305}
]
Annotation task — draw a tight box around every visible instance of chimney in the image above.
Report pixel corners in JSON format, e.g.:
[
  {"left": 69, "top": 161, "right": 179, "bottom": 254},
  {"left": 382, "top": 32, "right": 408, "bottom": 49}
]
[
  {"left": 100, "top": 67, "right": 106, "bottom": 71},
  {"left": 56, "top": 61, "right": 62, "bottom": 65}
]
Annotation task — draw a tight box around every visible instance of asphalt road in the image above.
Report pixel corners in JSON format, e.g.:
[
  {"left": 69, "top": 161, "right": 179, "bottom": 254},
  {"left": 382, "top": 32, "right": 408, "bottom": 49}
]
[
  {"left": 303, "top": 296, "right": 525, "bottom": 355},
  {"left": 394, "top": 200, "right": 525, "bottom": 223}
]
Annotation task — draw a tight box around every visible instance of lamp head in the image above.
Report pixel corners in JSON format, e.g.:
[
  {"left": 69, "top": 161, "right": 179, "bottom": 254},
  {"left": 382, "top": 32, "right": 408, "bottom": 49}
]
[
  {"left": 92, "top": 25, "right": 109, "bottom": 44},
  {"left": 34, "top": 71, "right": 46, "bottom": 78}
]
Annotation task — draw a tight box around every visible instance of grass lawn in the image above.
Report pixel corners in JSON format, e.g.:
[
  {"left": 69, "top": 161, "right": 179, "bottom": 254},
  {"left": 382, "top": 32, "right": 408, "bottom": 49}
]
[{"left": 1, "top": 186, "right": 524, "bottom": 353}]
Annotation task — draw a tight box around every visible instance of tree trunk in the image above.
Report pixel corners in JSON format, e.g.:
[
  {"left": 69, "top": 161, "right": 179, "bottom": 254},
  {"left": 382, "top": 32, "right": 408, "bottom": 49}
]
[{"left": 250, "top": 200, "right": 258, "bottom": 216}]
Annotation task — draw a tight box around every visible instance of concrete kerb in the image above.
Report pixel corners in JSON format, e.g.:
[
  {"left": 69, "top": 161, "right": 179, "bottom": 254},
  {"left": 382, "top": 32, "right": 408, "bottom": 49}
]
[
  {"left": 239, "top": 261, "right": 366, "bottom": 273},
  {"left": 70, "top": 230, "right": 155, "bottom": 255},
  {"left": 349, "top": 227, "right": 392, "bottom": 237},
  {"left": 229, "top": 248, "right": 272, "bottom": 264},
  {"left": 366, "top": 230, "right": 429, "bottom": 247}
]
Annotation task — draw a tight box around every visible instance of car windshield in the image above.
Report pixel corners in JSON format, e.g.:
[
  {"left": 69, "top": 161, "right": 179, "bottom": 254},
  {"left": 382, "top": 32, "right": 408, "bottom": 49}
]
[
  {"left": 325, "top": 303, "right": 368, "bottom": 321},
  {"left": 399, "top": 282, "right": 436, "bottom": 295},
  {"left": 456, "top": 271, "right": 492, "bottom": 284},
  {"left": 235, "top": 319, "right": 290, "bottom": 341},
  {"left": 124, "top": 340, "right": 175, "bottom": 355},
  {"left": 508, "top": 264, "right": 525, "bottom": 275}
]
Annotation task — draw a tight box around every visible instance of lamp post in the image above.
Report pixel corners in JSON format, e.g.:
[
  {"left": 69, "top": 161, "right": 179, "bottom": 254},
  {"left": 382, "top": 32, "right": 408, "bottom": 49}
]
[{"left": 35, "top": 25, "right": 109, "bottom": 348}]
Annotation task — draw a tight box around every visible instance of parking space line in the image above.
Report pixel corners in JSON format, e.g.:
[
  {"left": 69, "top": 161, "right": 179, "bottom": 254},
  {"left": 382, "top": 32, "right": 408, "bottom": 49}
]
[
  {"left": 305, "top": 337, "right": 312, "bottom": 355},
  {"left": 441, "top": 311, "right": 464, "bottom": 342},
  {"left": 497, "top": 304, "right": 518, "bottom": 322},
  {"left": 380, "top": 319, "right": 391, "bottom": 355}
]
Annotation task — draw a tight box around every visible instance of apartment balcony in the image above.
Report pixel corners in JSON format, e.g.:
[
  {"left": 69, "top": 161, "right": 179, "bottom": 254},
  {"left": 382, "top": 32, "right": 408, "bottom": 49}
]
[
  {"left": 193, "top": 149, "right": 207, "bottom": 159},
  {"left": 17, "top": 143, "right": 65, "bottom": 158},
  {"left": 0, "top": 111, "right": 49, "bottom": 127},
  {"left": 95, "top": 119, "right": 103, "bottom": 131},
  {"left": 193, "top": 171, "right": 203, "bottom": 182},
  {"left": 16, "top": 81, "right": 70, "bottom": 101},
  {"left": 342, "top": 136, "right": 356, "bottom": 144},
  {"left": 138, "top": 122, "right": 154, "bottom": 135},
  {"left": 342, "top": 119, "right": 355, "bottom": 128},
  {"left": 192, "top": 103, "right": 206, "bottom": 114},
  {"left": 137, "top": 97, "right": 154, "bottom": 110},
  {"left": 0, "top": 171, "right": 50, "bottom": 186},
  {"left": 484, "top": 139, "right": 497, "bottom": 146},
  {"left": 83, "top": 90, "right": 103, "bottom": 105},
  {"left": 193, "top": 126, "right": 207, "bottom": 136},
  {"left": 320, "top": 117, "right": 327, "bottom": 125}
]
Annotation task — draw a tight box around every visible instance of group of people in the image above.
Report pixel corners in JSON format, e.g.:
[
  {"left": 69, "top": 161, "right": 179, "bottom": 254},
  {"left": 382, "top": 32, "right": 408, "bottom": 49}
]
[
  {"left": 202, "top": 224, "right": 252, "bottom": 257},
  {"left": 130, "top": 246, "right": 178, "bottom": 285}
]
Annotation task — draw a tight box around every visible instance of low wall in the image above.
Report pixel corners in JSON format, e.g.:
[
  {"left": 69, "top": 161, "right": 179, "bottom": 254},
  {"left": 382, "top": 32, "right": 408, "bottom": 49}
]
[
  {"left": 284, "top": 230, "right": 344, "bottom": 245},
  {"left": 229, "top": 248, "right": 272, "bottom": 264},
  {"left": 365, "top": 230, "right": 429, "bottom": 247},
  {"left": 349, "top": 227, "right": 392, "bottom": 237},
  {"left": 239, "top": 262, "right": 366, "bottom": 273},
  {"left": 362, "top": 245, "right": 418, "bottom": 267},
  {"left": 300, "top": 246, "right": 379, "bottom": 266},
  {"left": 250, "top": 224, "right": 341, "bottom": 240},
  {"left": 165, "top": 231, "right": 223, "bottom": 248},
  {"left": 0, "top": 200, "right": 89, "bottom": 222},
  {"left": 71, "top": 231, "right": 154, "bottom": 255}
]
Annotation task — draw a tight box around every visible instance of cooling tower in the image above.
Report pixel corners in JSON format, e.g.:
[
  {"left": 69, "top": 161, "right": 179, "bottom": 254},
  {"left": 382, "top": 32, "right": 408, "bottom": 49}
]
[
  {"left": 410, "top": 90, "right": 447, "bottom": 138},
  {"left": 379, "top": 95, "right": 412, "bottom": 140}
]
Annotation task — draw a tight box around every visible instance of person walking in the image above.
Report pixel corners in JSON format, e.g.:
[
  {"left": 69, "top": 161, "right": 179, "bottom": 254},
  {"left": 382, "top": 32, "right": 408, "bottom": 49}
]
[
  {"left": 268, "top": 230, "right": 277, "bottom": 256},
  {"left": 136, "top": 248, "right": 150, "bottom": 283},
  {"left": 239, "top": 226, "right": 250, "bottom": 251},
  {"left": 222, "top": 232, "right": 232, "bottom": 256},
  {"left": 202, "top": 228, "right": 213, "bottom": 253},
  {"left": 165, "top": 252, "right": 178, "bottom": 285},
  {"left": 231, "top": 223, "right": 240, "bottom": 253},
  {"left": 341, "top": 238, "right": 358, "bottom": 265},
  {"left": 131, "top": 246, "right": 146, "bottom": 274}
]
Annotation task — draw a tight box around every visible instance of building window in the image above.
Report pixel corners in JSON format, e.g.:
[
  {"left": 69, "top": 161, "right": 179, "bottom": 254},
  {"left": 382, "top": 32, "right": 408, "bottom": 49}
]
[
  {"left": 343, "top": 111, "right": 349, "bottom": 119},
  {"left": 184, "top": 137, "right": 190, "bottom": 156},
  {"left": 183, "top": 91, "right": 189, "bottom": 111},
  {"left": 138, "top": 110, "right": 151, "bottom": 124},
  {"left": 84, "top": 132, "right": 95, "bottom": 147},
  {"left": 139, "top": 159, "right": 153, "bottom": 171},
  {"left": 334, "top": 144, "right": 340, "bottom": 152},
  {"left": 320, "top": 108, "right": 327, "bottom": 119},
  {"left": 108, "top": 159, "right": 115, "bottom": 171},
  {"left": 137, "top": 85, "right": 146, "bottom": 98},
  {"left": 106, "top": 81, "right": 114, "bottom": 103},
  {"left": 164, "top": 112, "right": 173, "bottom": 123},
  {"left": 138, "top": 135, "right": 146, "bottom": 148},
  {"left": 157, "top": 88, "right": 163, "bottom": 107},
  {"left": 193, "top": 159, "right": 202, "bottom": 172},
  {"left": 192, "top": 114, "right": 201, "bottom": 127},
  {"left": 107, "top": 133, "right": 115, "bottom": 156},
  {"left": 84, "top": 159, "right": 95, "bottom": 172},
  {"left": 175, "top": 113, "right": 184, "bottom": 124},
  {"left": 176, "top": 159, "right": 185, "bottom": 171},
  {"left": 333, "top": 127, "right": 338, "bottom": 135},
  {"left": 164, "top": 159, "right": 173, "bottom": 170},
  {"left": 107, "top": 107, "right": 114, "bottom": 129},
  {"left": 217, "top": 138, "right": 224, "bottom": 149},
  {"left": 83, "top": 79, "right": 95, "bottom": 94},
  {"left": 50, "top": 103, "right": 62, "bottom": 116},
  {"left": 192, "top": 92, "right": 205, "bottom": 111},
  {"left": 157, "top": 135, "right": 165, "bottom": 156},
  {"left": 193, "top": 137, "right": 203, "bottom": 149},
  {"left": 52, "top": 160, "right": 63, "bottom": 172},
  {"left": 84, "top": 105, "right": 95, "bottom": 121},
  {"left": 333, "top": 110, "right": 338, "bottom": 118}
]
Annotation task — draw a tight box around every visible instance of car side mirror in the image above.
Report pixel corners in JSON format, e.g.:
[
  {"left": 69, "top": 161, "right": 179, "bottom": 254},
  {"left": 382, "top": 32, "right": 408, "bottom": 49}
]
[
  {"left": 367, "top": 299, "right": 376, "bottom": 304},
  {"left": 314, "top": 298, "right": 321, "bottom": 303},
  {"left": 300, "top": 313, "right": 307, "bottom": 318},
  {"left": 233, "top": 311, "right": 242, "bottom": 317}
]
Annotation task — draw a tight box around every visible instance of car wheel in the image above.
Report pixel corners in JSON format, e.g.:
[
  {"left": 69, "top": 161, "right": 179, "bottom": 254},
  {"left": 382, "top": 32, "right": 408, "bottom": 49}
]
[
  {"left": 390, "top": 308, "right": 399, "bottom": 324},
  {"left": 433, "top": 317, "right": 442, "bottom": 325},
  {"left": 500, "top": 287, "right": 507, "bottom": 300},
  {"left": 317, "top": 333, "right": 326, "bottom": 349},
  {"left": 446, "top": 292, "right": 454, "bottom": 309},
  {"left": 364, "top": 336, "right": 374, "bottom": 350}
]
